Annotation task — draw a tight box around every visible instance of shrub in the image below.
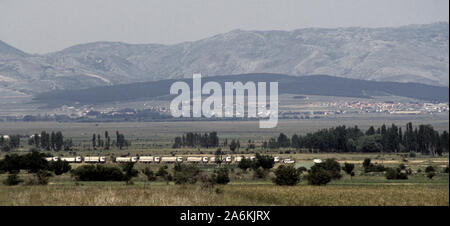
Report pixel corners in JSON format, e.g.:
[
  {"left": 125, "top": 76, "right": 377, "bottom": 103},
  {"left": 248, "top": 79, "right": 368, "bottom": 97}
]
[
  {"left": 156, "top": 166, "right": 169, "bottom": 179},
  {"left": 35, "top": 170, "right": 53, "bottom": 185},
  {"left": 253, "top": 167, "right": 268, "bottom": 179},
  {"left": 200, "top": 174, "right": 216, "bottom": 189},
  {"left": 49, "top": 159, "right": 71, "bottom": 175},
  {"left": 396, "top": 171, "right": 408, "bottom": 179},
  {"left": 3, "top": 172, "right": 23, "bottom": 186},
  {"left": 425, "top": 166, "right": 435, "bottom": 173},
  {"left": 71, "top": 165, "right": 124, "bottom": 181},
  {"left": 385, "top": 168, "right": 408, "bottom": 180},
  {"left": 385, "top": 168, "right": 398, "bottom": 180},
  {"left": 173, "top": 164, "right": 200, "bottom": 184},
  {"left": 142, "top": 167, "right": 156, "bottom": 181},
  {"left": 343, "top": 163, "right": 355, "bottom": 178},
  {"left": 307, "top": 165, "right": 332, "bottom": 185},
  {"left": 273, "top": 165, "right": 301, "bottom": 186},
  {"left": 427, "top": 171, "right": 436, "bottom": 179},
  {"left": 237, "top": 158, "right": 254, "bottom": 171},
  {"left": 363, "top": 158, "right": 386, "bottom": 173},
  {"left": 213, "top": 167, "right": 230, "bottom": 185},
  {"left": 122, "top": 162, "right": 139, "bottom": 185}
]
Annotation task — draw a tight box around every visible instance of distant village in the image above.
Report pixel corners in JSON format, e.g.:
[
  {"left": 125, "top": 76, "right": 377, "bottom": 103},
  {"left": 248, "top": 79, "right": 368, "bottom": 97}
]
[
  {"left": 280, "top": 101, "right": 449, "bottom": 119},
  {"left": 1, "top": 100, "right": 448, "bottom": 122}
]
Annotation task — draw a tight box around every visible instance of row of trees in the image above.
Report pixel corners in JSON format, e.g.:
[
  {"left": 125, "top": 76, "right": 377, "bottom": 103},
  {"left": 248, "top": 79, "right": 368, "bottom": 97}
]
[
  {"left": 1, "top": 130, "right": 130, "bottom": 153},
  {"left": 92, "top": 131, "right": 129, "bottom": 150},
  {"left": 263, "top": 123, "right": 449, "bottom": 155},
  {"left": 27, "top": 131, "right": 73, "bottom": 151},
  {"left": 173, "top": 132, "right": 219, "bottom": 148}
]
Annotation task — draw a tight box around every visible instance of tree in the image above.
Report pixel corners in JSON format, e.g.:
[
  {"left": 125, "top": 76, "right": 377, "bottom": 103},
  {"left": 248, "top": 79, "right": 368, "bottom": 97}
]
[
  {"left": 307, "top": 165, "right": 331, "bottom": 185},
  {"left": 366, "top": 126, "right": 376, "bottom": 136},
  {"left": 273, "top": 165, "right": 301, "bottom": 186},
  {"left": 229, "top": 140, "right": 237, "bottom": 153},
  {"left": 122, "top": 162, "right": 139, "bottom": 185},
  {"left": 51, "top": 131, "right": 56, "bottom": 150},
  {"left": 238, "top": 157, "right": 253, "bottom": 171},
  {"left": 105, "top": 131, "right": 111, "bottom": 150},
  {"left": 214, "top": 148, "right": 224, "bottom": 165},
  {"left": 63, "top": 139, "right": 73, "bottom": 151},
  {"left": 427, "top": 171, "right": 436, "bottom": 180},
  {"left": 253, "top": 154, "right": 274, "bottom": 170},
  {"left": 357, "top": 135, "right": 383, "bottom": 153},
  {"left": 277, "top": 133, "right": 290, "bottom": 148},
  {"left": 314, "top": 159, "right": 342, "bottom": 179},
  {"left": 55, "top": 132, "right": 64, "bottom": 151},
  {"left": 49, "top": 159, "right": 71, "bottom": 175},
  {"left": 343, "top": 162, "right": 355, "bottom": 179},
  {"left": 92, "top": 134, "right": 96, "bottom": 150}
]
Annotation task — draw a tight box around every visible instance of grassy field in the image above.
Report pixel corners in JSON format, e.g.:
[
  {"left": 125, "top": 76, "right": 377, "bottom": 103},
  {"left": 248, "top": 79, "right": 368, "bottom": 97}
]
[{"left": 0, "top": 181, "right": 448, "bottom": 206}]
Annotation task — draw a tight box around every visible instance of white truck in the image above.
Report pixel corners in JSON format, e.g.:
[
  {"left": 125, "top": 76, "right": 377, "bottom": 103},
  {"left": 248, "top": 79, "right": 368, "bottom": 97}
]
[
  {"left": 60, "top": 156, "right": 82, "bottom": 163},
  {"left": 283, "top": 159, "right": 295, "bottom": 164},
  {"left": 138, "top": 156, "right": 154, "bottom": 163},
  {"left": 84, "top": 156, "right": 106, "bottom": 163},
  {"left": 187, "top": 156, "right": 203, "bottom": 163},
  {"left": 160, "top": 156, "right": 177, "bottom": 163},
  {"left": 274, "top": 156, "right": 280, "bottom": 163},
  {"left": 313, "top": 158, "right": 323, "bottom": 164},
  {"left": 115, "top": 157, "right": 137, "bottom": 163},
  {"left": 45, "top": 157, "right": 59, "bottom": 162}
]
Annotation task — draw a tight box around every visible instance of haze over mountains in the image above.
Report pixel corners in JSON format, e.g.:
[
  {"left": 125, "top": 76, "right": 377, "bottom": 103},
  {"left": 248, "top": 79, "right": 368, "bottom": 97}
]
[{"left": 0, "top": 22, "right": 448, "bottom": 100}]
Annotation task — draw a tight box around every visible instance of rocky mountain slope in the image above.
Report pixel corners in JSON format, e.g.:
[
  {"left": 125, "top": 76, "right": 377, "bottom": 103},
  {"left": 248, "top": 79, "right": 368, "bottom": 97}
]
[{"left": 0, "top": 22, "right": 448, "bottom": 98}]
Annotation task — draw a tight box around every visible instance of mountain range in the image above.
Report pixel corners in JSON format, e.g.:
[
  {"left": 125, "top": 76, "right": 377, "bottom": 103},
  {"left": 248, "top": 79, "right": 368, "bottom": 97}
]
[{"left": 0, "top": 22, "right": 448, "bottom": 99}]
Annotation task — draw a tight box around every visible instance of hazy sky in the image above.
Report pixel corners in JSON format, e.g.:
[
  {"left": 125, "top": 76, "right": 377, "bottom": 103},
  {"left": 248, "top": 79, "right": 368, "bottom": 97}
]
[{"left": 1, "top": 0, "right": 448, "bottom": 54}]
